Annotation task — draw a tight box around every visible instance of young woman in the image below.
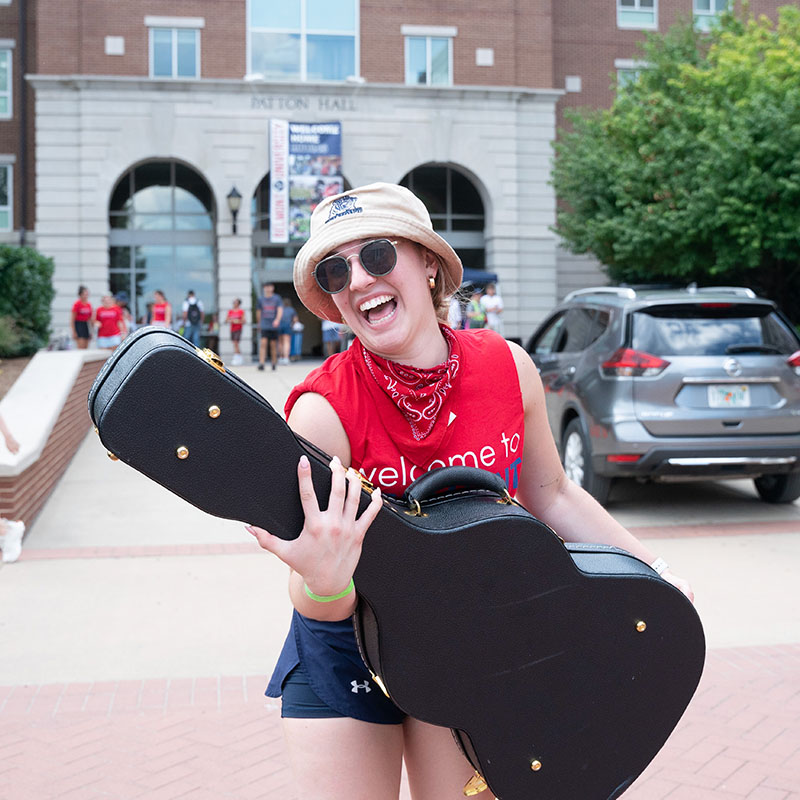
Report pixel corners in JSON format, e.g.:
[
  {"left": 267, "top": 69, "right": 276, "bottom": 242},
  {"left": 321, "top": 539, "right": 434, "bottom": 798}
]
[
  {"left": 151, "top": 290, "right": 172, "bottom": 328},
  {"left": 71, "top": 286, "right": 92, "bottom": 349},
  {"left": 93, "top": 294, "right": 127, "bottom": 351},
  {"left": 226, "top": 298, "right": 246, "bottom": 365},
  {"left": 247, "top": 183, "right": 693, "bottom": 800}
]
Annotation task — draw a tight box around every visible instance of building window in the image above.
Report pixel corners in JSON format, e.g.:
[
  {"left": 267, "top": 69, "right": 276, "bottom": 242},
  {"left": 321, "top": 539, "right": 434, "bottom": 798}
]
[
  {"left": 249, "top": 0, "right": 358, "bottom": 82},
  {"left": 694, "top": 0, "right": 728, "bottom": 32},
  {"left": 400, "top": 166, "right": 485, "bottom": 269},
  {"left": 405, "top": 37, "right": 452, "bottom": 86},
  {"left": 617, "top": 0, "right": 657, "bottom": 30},
  {"left": 617, "top": 68, "right": 641, "bottom": 88},
  {"left": 0, "top": 164, "right": 12, "bottom": 231},
  {"left": 0, "top": 49, "right": 11, "bottom": 118},
  {"left": 149, "top": 28, "right": 200, "bottom": 78},
  {"left": 402, "top": 25, "right": 455, "bottom": 86},
  {"left": 615, "top": 59, "right": 648, "bottom": 90},
  {"left": 108, "top": 160, "right": 215, "bottom": 324}
]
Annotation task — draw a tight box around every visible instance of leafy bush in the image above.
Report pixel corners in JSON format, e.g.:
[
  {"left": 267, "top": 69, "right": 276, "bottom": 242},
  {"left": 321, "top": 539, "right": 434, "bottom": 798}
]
[
  {"left": 0, "top": 245, "right": 56, "bottom": 356},
  {"left": 0, "top": 315, "right": 21, "bottom": 356}
]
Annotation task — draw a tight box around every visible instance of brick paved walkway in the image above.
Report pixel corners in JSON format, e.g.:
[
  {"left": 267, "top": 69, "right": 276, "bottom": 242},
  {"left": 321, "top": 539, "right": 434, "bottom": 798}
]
[{"left": 1, "top": 645, "right": 798, "bottom": 799}]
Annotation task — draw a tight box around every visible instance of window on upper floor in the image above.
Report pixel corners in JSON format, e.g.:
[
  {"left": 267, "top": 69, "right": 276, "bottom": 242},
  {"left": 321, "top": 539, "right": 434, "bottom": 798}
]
[
  {"left": 405, "top": 37, "right": 451, "bottom": 86},
  {"left": 0, "top": 164, "right": 12, "bottom": 231},
  {"left": 617, "top": 0, "right": 657, "bottom": 30},
  {"left": 248, "top": 0, "right": 358, "bottom": 82},
  {"left": 402, "top": 26, "right": 455, "bottom": 86},
  {"left": 615, "top": 59, "right": 648, "bottom": 91},
  {"left": 149, "top": 28, "right": 200, "bottom": 79},
  {"left": 0, "top": 49, "right": 11, "bottom": 118},
  {"left": 617, "top": 68, "right": 641, "bottom": 88},
  {"left": 694, "top": 0, "right": 728, "bottom": 32}
]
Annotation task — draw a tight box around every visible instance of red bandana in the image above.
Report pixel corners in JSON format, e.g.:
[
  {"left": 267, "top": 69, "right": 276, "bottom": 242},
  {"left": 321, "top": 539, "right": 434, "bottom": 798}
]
[{"left": 360, "top": 326, "right": 460, "bottom": 441}]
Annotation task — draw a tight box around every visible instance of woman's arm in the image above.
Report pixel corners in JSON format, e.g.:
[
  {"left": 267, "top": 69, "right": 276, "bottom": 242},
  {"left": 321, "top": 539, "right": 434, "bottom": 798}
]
[
  {"left": 0, "top": 414, "right": 19, "bottom": 454},
  {"left": 165, "top": 304, "right": 172, "bottom": 327},
  {"left": 246, "top": 391, "right": 383, "bottom": 621},
  {"left": 508, "top": 342, "right": 693, "bottom": 600}
]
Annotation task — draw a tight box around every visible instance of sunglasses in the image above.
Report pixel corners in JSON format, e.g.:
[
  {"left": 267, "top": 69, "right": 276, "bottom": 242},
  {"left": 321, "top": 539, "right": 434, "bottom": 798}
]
[{"left": 313, "top": 239, "right": 399, "bottom": 295}]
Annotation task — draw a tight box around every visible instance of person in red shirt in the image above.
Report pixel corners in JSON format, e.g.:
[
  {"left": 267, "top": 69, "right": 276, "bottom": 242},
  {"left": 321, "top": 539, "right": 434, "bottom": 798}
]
[
  {"left": 151, "top": 290, "right": 172, "bottom": 328},
  {"left": 246, "top": 183, "right": 694, "bottom": 799},
  {"left": 71, "top": 286, "right": 93, "bottom": 349},
  {"left": 93, "top": 294, "right": 127, "bottom": 351},
  {"left": 225, "top": 298, "right": 246, "bottom": 365}
]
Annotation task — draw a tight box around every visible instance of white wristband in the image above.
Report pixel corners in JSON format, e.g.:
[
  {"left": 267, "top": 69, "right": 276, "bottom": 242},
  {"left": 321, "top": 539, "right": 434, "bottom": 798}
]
[{"left": 650, "top": 557, "right": 669, "bottom": 576}]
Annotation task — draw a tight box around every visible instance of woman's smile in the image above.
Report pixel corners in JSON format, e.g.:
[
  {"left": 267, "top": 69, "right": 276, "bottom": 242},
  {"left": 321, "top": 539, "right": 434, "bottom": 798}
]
[{"left": 359, "top": 294, "right": 398, "bottom": 325}]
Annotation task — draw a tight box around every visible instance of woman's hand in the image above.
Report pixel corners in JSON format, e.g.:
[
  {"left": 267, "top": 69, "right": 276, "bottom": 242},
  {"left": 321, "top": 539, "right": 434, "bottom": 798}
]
[
  {"left": 661, "top": 570, "right": 694, "bottom": 603},
  {"left": 246, "top": 454, "right": 382, "bottom": 596}
]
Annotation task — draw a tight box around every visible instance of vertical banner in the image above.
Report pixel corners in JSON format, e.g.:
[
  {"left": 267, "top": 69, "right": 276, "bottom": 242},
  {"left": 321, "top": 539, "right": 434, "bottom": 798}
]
[
  {"left": 269, "top": 119, "right": 289, "bottom": 244},
  {"left": 287, "top": 121, "right": 343, "bottom": 241}
]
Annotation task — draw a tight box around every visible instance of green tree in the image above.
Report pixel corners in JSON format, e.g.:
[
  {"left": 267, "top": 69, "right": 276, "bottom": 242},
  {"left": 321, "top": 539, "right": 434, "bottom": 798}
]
[
  {"left": 0, "top": 245, "right": 56, "bottom": 356},
  {"left": 552, "top": 4, "right": 800, "bottom": 321}
]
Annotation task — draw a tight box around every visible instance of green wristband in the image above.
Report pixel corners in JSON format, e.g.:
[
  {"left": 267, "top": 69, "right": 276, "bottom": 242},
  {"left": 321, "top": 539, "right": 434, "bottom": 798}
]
[{"left": 304, "top": 578, "right": 355, "bottom": 603}]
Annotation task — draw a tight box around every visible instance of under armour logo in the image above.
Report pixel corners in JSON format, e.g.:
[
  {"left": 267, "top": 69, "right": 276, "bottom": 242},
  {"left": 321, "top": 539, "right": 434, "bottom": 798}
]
[{"left": 351, "top": 680, "right": 372, "bottom": 694}]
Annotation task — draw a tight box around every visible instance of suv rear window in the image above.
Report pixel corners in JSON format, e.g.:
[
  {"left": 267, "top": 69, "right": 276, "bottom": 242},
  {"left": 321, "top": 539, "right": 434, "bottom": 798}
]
[{"left": 631, "top": 303, "right": 799, "bottom": 356}]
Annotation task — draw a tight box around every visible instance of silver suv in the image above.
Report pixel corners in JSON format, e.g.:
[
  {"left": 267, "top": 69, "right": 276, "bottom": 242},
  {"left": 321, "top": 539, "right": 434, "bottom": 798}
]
[{"left": 526, "top": 286, "right": 800, "bottom": 505}]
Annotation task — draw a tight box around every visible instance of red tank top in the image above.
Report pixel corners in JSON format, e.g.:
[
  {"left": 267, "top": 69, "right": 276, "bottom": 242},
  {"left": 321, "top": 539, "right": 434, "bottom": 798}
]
[
  {"left": 227, "top": 308, "right": 244, "bottom": 330},
  {"left": 285, "top": 329, "right": 525, "bottom": 497},
  {"left": 152, "top": 302, "right": 169, "bottom": 323},
  {"left": 72, "top": 300, "right": 92, "bottom": 322},
  {"left": 95, "top": 305, "right": 123, "bottom": 337}
]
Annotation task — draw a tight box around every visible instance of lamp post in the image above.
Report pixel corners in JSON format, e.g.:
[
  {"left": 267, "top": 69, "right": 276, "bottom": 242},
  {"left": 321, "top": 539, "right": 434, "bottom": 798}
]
[{"left": 226, "top": 186, "right": 242, "bottom": 234}]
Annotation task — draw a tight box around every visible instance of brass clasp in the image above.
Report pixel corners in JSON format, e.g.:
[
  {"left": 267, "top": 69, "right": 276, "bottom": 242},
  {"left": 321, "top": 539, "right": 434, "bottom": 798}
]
[
  {"left": 196, "top": 347, "right": 225, "bottom": 373},
  {"left": 404, "top": 497, "right": 425, "bottom": 517},
  {"left": 368, "top": 670, "right": 391, "bottom": 699},
  {"left": 463, "top": 771, "right": 488, "bottom": 796}
]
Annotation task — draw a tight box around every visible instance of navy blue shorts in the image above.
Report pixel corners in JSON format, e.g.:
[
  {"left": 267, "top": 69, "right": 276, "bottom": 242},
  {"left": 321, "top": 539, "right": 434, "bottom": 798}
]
[{"left": 280, "top": 666, "right": 347, "bottom": 719}]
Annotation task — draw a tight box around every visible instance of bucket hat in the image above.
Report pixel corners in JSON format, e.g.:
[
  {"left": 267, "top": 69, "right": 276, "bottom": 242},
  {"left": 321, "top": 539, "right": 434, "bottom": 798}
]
[{"left": 294, "top": 182, "right": 463, "bottom": 321}]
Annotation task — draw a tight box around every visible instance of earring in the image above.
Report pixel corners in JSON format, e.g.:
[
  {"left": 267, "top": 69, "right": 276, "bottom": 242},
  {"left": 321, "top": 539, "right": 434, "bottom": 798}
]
[{"left": 428, "top": 276, "right": 436, "bottom": 290}]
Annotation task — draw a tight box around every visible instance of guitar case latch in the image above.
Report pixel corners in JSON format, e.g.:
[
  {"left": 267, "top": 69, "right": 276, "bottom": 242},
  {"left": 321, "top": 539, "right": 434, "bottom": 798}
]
[{"left": 463, "top": 770, "right": 489, "bottom": 795}]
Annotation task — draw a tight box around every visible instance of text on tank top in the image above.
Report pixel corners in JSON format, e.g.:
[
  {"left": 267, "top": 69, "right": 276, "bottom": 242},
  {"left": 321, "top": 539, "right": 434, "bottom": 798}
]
[{"left": 285, "top": 329, "right": 525, "bottom": 497}]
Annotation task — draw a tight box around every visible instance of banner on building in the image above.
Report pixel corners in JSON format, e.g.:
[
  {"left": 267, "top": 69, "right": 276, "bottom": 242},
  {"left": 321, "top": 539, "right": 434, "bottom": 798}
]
[
  {"left": 269, "top": 120, "right": 343, "bottom": 244},
  {"left": 269, "top": 119, "right": 290, "bottom": 243}
]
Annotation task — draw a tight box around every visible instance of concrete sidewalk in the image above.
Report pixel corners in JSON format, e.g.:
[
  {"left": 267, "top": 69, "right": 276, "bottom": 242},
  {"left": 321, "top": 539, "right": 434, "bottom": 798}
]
[{"left": 1, "top": 358, "right": 799, "bottom": 799}]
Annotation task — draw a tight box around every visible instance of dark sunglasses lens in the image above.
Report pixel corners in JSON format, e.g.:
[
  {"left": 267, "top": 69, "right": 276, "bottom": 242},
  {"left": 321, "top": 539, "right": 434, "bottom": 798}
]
[
  {"left": 315, "top": 257, "right": 349, "bottom": 294},
  {"left": 360, "top": 239, "right": 397, "bottom": 276}
]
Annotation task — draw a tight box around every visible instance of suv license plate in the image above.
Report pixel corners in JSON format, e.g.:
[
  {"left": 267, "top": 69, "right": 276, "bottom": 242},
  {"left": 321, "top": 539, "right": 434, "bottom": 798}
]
[{"left": 708, "top": 384, "right": 751, "bottom": 408}]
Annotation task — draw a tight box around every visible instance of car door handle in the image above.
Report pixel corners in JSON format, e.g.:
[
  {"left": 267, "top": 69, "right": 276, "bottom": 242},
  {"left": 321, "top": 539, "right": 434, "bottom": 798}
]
[{"left": 565, "top": 366, "right": 577, "bottom": 377}]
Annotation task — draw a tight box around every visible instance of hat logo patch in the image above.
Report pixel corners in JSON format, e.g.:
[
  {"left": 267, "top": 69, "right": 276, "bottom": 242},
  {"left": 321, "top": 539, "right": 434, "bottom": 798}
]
[{"left": 326, "top": 195, "right": 363, "bottom": 223}]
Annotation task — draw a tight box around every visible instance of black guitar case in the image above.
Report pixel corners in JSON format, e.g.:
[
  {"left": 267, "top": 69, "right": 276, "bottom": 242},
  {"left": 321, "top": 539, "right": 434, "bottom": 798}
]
[{"left": 88, "top": 327, "right": 706, "bottom": 800}]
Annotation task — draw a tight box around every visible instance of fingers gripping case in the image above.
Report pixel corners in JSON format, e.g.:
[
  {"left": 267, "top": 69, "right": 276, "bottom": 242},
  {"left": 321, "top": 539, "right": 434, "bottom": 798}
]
[{"left": 89, "top": 327, "right": 706, "bottom": 800}]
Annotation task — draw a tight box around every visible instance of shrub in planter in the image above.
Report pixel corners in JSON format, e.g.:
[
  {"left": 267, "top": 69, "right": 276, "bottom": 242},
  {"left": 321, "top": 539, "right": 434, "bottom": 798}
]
[
  {"left": 0, "top": 315, "right": 21, "bottom": 356},
  {"left": 0, "top": 245, "right": 56, "bottom": 357}
]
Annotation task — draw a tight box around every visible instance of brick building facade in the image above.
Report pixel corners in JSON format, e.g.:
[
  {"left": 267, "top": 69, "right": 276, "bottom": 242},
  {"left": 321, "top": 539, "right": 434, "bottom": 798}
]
[{"left": 0, "top": 1, "right": 784, "bottom": 354}]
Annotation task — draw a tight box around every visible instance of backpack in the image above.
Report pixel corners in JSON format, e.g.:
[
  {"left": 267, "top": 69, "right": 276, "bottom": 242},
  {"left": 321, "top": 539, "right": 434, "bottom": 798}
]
[{"left": 187, "top": 301, "right": 202, "bottom": 325}]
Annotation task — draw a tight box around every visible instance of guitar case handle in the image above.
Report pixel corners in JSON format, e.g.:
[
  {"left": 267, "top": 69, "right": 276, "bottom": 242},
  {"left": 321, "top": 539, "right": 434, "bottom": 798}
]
[{"left": 404, "top": 466, "right": 509, "bottom": 512}]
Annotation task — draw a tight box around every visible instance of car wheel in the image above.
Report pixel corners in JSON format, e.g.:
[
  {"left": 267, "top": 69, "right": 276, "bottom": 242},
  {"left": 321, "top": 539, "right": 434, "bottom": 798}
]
[
  {"left": 753, "top": 473, "right": 800, "bottom": 504},
  {"left": 562, "top": 419, "right": 613, "bottom": 505}
]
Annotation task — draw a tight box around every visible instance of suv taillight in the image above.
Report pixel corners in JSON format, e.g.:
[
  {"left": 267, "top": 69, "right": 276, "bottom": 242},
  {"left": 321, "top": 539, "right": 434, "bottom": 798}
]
[
  {"left": 602, "top": 347, "right": 670, "bottom": 377},
  {"left": 788, "top": 350, "right": 800, "bottom": 375}
]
